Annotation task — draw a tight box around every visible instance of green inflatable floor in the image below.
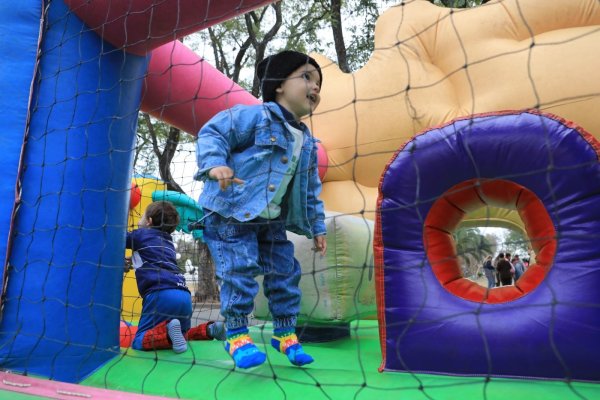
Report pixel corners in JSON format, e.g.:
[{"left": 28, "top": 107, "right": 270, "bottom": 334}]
[
  {"left": 72, "top": 320, "right": 600, "bottom": 400},
  {"left": 0, "top": 392, "right": 41, "bottom": 400}
]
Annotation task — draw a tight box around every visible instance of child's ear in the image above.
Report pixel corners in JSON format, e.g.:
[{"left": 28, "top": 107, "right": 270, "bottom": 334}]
[{"left": 147, "top": 217, "right": 153, "bottom": 227}]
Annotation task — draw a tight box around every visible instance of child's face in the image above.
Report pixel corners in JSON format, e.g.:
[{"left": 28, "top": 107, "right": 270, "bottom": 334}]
[
  {"left": 138, "top": 211, "right": 152, "bottom": 229},
  {"left": 275, "top": 64, "right": 321, "bottom": 120}
]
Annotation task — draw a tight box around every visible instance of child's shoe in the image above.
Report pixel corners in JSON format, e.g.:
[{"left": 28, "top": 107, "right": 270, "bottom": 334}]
[
  {"left": 208, "top": 321, "right": 226, "bottom": 341},
  {"left": 185, "top": 321, "right": 226, "bottom": 341},
  {"left": 224, "top": 327, "right": 266, "bottom": 369},
  {"left": 271, "top": 328, "right": 313, "bottom": 366}
]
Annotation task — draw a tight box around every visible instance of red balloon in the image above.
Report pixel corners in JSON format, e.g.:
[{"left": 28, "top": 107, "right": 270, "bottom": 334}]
[
  {"left": 119, "top": 320, "right": 138, "bottom": 348},
  {"left": 129, "top": 182, "right": 142, "bottom": 209},
  {"left": 316, "top": 142, "right": 328, "bottom": 181}
]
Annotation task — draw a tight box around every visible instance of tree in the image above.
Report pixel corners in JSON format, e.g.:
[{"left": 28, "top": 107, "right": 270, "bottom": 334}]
[
  {"left": 176, "top": 235, "right": 220, "bottom": 302},
  {"left": 453, "top": 227, "right": 495, "bottom": 278},
  {"left": 195, "top": 1, "right": 330, "bottom": 96},
  {"left": 134, "top": 113, "right": 195, "bottom": 193},
  {"left": 187, "top": 0, "right": 394, "bottom": 92},
  {"left": 500, "top": 228, "right": 530, "bottom": 258},
  {"left": 428, "top": 0, "right": 491, "bottom": 7}
]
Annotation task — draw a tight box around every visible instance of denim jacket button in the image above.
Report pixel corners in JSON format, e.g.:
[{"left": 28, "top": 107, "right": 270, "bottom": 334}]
[
  {"left": 244, "top": 212, "right": 251, "bottom": 218},
  {"left": 281, "top": 156, "right": 289, "bottom": 164},
  {"left": 270, "top": 136, "right": 276, "bottom": 142},
  {"left": 268, "top": 184, "right": 276, "bottom": 192}
]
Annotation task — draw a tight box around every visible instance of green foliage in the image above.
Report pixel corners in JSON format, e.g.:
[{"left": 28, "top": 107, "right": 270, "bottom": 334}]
[
  {"left": 453, "top": 227, "right": 495, "bottom": 277},
  {"left": 189, "top": 1, "right": 393, "bottom": 82},
  {"left": 190, "top": 1, "right": 331, "bottom": 94},
  {"left": 343, "top": 0, "right": 393, "bottom": 70},
  {"left": 454, "top": 228, "right": 494, "bottom": 260},
  {"left": 500, "top": 228, "right": 530, "bottom": 257},
  {"left": 429, "top": 0, "right": 489, "bottom": 7}
]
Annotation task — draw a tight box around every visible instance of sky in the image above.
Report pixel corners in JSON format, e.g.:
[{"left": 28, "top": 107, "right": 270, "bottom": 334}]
[{"left": 170, "top": 141, "right": 202, "bottom": 201}]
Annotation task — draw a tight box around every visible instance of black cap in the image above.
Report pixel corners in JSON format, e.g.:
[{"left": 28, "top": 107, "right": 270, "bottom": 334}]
[{"left": 256, "top": 50, "right": 322, "bottom": 102}]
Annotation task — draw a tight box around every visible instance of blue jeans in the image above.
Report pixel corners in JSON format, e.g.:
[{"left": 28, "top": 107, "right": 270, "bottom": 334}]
[
  {"left": 203, "top": 212, "right": 301, "bottom": 330},
  {"left": 132, "top": 289, "right": 192, "bottom": 350},
  {"left": 484, "top": 268, "right": 496, "bottom": 289}
]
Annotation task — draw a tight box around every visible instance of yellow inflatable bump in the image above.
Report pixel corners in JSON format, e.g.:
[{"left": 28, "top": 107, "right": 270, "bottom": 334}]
[{"left": 307, "top": 0, "right": 600, "bottom": 232}]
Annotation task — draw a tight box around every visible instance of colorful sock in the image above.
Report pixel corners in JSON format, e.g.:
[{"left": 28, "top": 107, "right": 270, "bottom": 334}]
[
  {"left": 208, "top": 321, "right": 226, "bottom": 341},
  {"left": 271, "top": 328, "right": 314, "bottom": 366},
  {"left": 167, "top": 319, "right": 187, "bottom": 354},
  {"left": 224, "top": 327, "right": 266, "bottom": 369}
]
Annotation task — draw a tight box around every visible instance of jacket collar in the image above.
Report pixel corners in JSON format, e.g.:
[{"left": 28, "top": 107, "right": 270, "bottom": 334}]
[{"left": 263, "top": 101, "right": 306, "bottom": 131}]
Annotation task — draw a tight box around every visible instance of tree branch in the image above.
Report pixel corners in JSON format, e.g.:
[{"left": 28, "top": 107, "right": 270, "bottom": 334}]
[
  {"left": 330, "top": 0, "right": 349, "bottom": 72},
  {"left": 158, "top": 126, "right": 183, "bottom": 193},
  {"left": 144, "top": 113, "right": 162, "bottom": 157}
]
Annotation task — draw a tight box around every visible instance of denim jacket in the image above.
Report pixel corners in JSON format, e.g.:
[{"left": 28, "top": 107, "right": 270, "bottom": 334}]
[{"left": 195, "top": 102, "right": 326, "bottom": 238}]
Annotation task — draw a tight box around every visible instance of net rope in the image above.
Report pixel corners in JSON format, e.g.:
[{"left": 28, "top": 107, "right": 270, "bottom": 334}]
[{"left": 1, "top": 1, "right": 599, "bottom": 399}]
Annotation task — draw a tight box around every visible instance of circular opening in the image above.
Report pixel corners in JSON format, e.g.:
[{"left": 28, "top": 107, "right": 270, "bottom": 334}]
[
  {"left": 423, "top": 179, "right": 556, "bottom": 303},
  {"left": 455, "top": 216, "right": 531, "bottom": 288}
]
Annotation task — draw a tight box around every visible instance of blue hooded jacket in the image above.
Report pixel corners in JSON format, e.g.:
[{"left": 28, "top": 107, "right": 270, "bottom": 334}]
[{"left": 126, "top": 228, "right": 188, "bottom": 297}]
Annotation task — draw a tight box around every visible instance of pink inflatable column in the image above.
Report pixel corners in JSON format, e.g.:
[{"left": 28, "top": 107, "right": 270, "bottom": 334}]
[{"left": 141, "top": 41, "right": 259, "bottom": 135}]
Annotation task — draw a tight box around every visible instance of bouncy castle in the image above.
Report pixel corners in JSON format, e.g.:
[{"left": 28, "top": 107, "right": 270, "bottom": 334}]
[{"left": 0, "top": 0, "right": 599, "bottom": 398}]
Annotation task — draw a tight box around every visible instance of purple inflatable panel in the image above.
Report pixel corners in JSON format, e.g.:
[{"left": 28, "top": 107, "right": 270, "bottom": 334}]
[{"left": 374, "top": 110, "right": 600, "bottom": 381}]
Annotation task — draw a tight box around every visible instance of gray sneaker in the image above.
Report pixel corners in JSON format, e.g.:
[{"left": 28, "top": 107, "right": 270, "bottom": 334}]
[{"left": 207, "top": 321, "right": 226, "bottom": 341}]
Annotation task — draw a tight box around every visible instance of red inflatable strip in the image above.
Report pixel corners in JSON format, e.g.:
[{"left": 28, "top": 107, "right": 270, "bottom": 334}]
[
  {"left": 423, "top": 178, "right": 557, "bottom": 304},
  {"left": 64, "top": 0, "right": 277, "bottom": 55},
  {"left": 374, "top": 203, "right": 387, "bottom": 370}
]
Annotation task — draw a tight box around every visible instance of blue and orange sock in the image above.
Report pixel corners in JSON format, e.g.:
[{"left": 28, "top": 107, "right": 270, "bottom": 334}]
[
  {"left": 271, "top": 328, "right": 314, "bottom": 366},
  {"left": 224, "top": 327, "right": 266, "bottom": 369}
]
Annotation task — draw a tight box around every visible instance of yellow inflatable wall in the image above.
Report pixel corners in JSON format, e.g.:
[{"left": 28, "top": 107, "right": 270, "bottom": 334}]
[
  {"left": 309, "top": 0, "right": 600, "bottom": 231},
  {"left": 121, "top": 177, "right": 167, "bottom": 322}
]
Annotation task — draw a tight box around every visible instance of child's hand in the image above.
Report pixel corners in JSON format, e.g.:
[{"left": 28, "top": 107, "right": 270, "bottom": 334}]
[
  {"left": 124, "top": 257, "right": 133, "bottom": 273},
  {"left": 313, "top": 235, "right": 327, "bottom": 256},
  {"left": 209, "top": 166, "right": 244, "bottom": 191}
]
